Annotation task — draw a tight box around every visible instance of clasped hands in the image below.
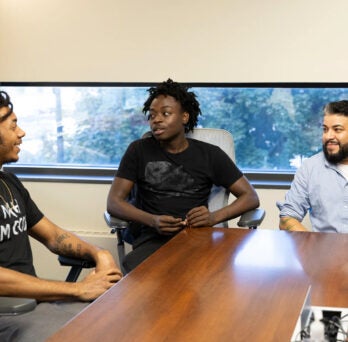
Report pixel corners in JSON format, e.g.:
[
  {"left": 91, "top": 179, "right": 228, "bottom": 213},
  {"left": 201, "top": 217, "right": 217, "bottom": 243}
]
[
  {"left": 154, "top": 206, "right": 215, "bottom": 235},
  {"left": 79, "top": 249, "right": 122, "bottom": 302}
]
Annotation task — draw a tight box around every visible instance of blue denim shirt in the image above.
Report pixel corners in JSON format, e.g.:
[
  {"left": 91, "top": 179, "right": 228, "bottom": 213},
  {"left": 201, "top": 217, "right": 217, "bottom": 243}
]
[{"left": 277, "top": 152, "right": 348, "bottom": 233}]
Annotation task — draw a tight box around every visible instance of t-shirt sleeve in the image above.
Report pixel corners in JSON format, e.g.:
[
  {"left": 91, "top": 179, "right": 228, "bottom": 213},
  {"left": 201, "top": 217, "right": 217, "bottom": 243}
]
[
  {"left": 211, "top": 146, "right": 243, "bottom": 188},
  {"left": 116, "top": 140, "right": 140, "bottom": 182}
]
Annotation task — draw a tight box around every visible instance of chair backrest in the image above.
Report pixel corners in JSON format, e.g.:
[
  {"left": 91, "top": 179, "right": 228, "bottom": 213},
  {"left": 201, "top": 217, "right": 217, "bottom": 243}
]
[
  {"left": 187, "top": 128, "right": 235, "bottom": 227},
  {"left": 187, "top": 128, "right": 235, "bottom": 161}
]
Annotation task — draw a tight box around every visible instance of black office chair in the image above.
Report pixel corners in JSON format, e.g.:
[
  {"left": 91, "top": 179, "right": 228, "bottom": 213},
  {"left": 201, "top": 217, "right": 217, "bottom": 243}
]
[
  {"left": 104, "top": 128, "right": 265, "bottom": 274},
  {"left": 0, "top": 256, "right": 95, "bottom": 315}
]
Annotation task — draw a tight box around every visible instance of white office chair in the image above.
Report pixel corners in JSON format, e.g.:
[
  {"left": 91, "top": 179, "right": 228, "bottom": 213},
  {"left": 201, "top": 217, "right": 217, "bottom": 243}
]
[
  {"left": 187, "top": 128, "right": 236, "bottom": 224},
  {"left": 105, "top": 128, "right": 265, "bottom": 273}
]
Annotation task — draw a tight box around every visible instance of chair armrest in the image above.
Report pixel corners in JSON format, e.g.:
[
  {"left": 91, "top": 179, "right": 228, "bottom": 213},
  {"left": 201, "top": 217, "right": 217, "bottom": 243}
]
[
  {"left": 0, "top": 297, "right": 37, "bottom": 316},
  {"left": 237, "top": 208, "right": 265, "bottom": 229},
  {"left": 104, "top": 211, "right": 129, "bottom": 231},
  {"left": 58, "top": 255, "right": 95, "bottom": 269},
  {"left": 58, "top": 256, "right": 96, "bottom": 282}
]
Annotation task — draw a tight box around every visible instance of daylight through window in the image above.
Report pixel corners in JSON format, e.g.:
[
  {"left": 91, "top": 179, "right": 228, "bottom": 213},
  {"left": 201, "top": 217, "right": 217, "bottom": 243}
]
[{"left": 2, "top": 83, "right": 348, "bottom": 174}]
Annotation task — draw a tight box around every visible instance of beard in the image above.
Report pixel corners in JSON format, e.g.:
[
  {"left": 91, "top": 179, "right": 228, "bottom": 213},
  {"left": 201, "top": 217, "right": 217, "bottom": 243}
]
[{"left": 323, "top": 141, "right": 348, "bottom": 163}]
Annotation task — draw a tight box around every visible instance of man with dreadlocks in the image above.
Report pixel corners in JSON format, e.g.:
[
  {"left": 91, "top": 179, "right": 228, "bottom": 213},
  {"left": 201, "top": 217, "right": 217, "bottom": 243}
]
[{"left": 107, "top": 79, "right": 259, "bottom": 273}]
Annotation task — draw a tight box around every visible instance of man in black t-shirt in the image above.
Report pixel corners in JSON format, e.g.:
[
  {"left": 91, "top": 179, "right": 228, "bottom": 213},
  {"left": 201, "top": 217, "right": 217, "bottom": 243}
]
[
  {"left": 0, "top": 91, "right": 122, "bottom": 341},
  {"left": 107, "top": 79, "right": 260, "bottom": 273},
  {"left": 0, "top": 172, "right": 42, "bottom": 276}
]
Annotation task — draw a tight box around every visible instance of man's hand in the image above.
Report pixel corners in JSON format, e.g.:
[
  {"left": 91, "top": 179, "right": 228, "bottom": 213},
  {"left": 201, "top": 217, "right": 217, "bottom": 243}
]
[
  {"left": 186, "top": 206, "right": 215, "bottom": 227},
  {"left": 79, "top": 250, "right": 122, "bottom": 302},
  {"left": 279, "top": 217, "right": 308, "bottom": 232},
  {"left": 153, "top": 215, "right": 186, "bottom": 235},
  {"left": 94, "top": 249, "right": 120, "bottom": 273},
  {"left": 77, "top": 268, "right": 122, "bottom": 302}
]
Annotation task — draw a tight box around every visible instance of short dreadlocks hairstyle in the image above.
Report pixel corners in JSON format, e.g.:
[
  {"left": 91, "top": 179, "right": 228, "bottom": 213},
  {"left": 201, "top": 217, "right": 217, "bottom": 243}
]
[
  {"left": 324, "top": 100, "right": 348, "bottom": 117},
  {"left": 143, "top": 79, "right": 201, "bottom": 133},
  {"left": 0, "top": 91, "right": 13, "bottom": 122}
]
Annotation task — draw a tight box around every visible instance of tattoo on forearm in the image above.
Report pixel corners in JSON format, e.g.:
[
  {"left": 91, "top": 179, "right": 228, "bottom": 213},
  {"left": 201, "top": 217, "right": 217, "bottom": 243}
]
[
  {"left": 77, "top": 244, "right": 81, "bottom": 257},
  {"left": 56, "top": 233, "right": 69, "bottom": 244},
  {"left": 55, "top": 233, "right": 83, "bottom": 258}
]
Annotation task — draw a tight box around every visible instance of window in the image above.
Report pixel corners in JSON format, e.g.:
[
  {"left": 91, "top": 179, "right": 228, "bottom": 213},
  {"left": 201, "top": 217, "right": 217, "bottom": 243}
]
[{"left": 1, "top": 82, "right": 348, "bottom": 186}]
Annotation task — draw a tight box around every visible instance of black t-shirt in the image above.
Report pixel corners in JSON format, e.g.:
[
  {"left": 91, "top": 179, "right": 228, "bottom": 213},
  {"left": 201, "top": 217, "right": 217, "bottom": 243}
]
[
  {"left": 117, "top": 136, "right": 243, "bottom": 243},
  {"left": 0, "top": 172, "right": 44, "bottom": 276}
]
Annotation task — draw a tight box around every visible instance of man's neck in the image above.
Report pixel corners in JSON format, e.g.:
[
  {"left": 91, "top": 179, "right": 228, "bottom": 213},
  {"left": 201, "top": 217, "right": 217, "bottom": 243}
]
[
  {"left": 163, "top": 139, "right": 189, "bottom": 154},
  {"left": 159, "top": 134, "right": 188, "bottom": 154}
]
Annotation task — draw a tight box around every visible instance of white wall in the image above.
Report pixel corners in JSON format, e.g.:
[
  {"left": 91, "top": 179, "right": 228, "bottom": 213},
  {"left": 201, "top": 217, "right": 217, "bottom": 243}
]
[
  {"left": 1, "top": 0, "right": 348, "bottom": 82},
  {"left": 0, "top": 0, "right": 337, "bottom": 278}
]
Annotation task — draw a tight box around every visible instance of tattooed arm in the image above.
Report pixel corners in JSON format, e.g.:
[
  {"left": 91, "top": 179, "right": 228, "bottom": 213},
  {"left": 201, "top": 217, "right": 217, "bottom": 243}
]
[
  {"left": 29, "top": 217, "right": 122, "bottom": 273},
  {"left": 0, "top": 216, "right": 122, "bottom": 301}
]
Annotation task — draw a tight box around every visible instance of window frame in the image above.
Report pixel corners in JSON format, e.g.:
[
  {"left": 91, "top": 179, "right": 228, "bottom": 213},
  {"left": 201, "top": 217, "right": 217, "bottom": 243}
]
[
  {"left": 3, "top": 164, "right": 294, "bottom": 189},
  {"left": 2, "top": 80, "right": 346, "bottom": 189}
]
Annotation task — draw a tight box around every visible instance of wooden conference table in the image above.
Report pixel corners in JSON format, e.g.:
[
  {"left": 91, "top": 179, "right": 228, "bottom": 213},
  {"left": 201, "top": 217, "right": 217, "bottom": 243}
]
[{"left": 48, "top": 228, "right": 348, "bottom": 342}]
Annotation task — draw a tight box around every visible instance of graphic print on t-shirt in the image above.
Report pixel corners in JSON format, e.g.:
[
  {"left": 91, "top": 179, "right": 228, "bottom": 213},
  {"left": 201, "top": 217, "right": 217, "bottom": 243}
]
[
  {"left": 0, "top": 199, "right": 27, "bottom": 242},
  {"left": 144, "top": 161, "right": 196, "bottom": 197}
]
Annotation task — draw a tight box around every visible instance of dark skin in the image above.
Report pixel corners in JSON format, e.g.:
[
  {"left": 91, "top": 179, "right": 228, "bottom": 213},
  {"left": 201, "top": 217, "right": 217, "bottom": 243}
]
[{"left": 107, "top": 95, "right": 259, "bottom": 234}]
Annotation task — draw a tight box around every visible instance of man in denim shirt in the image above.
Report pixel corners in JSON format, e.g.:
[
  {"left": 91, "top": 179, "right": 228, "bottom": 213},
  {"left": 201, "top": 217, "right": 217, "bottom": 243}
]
[{"left": 278, "top": 100, "right": 348, "bottom": 233}]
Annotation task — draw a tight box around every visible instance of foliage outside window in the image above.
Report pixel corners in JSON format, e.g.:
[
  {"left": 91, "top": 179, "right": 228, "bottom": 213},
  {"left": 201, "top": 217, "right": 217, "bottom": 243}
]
[{"left": 2, "top": 83, "right": 348, "bottom": 173}]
